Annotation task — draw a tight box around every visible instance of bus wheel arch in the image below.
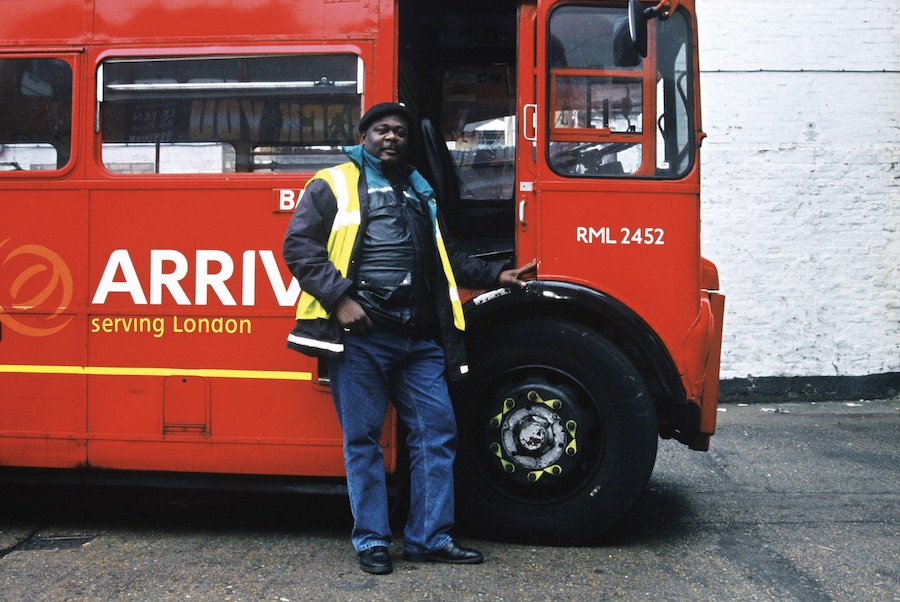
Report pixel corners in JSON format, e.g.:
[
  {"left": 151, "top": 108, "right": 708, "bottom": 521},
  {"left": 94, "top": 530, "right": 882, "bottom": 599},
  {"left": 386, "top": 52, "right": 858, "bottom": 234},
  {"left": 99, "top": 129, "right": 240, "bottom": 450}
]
[{"left": 464, "top": 281, "right": 701, "bottom": 446}]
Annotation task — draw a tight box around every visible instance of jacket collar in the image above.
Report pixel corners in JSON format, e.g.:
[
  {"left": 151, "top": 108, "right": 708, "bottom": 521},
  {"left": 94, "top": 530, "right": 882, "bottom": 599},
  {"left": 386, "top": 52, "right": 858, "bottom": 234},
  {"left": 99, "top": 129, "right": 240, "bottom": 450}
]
[{"left": 342, "top": 144, "right": 435, "bottom": 199}]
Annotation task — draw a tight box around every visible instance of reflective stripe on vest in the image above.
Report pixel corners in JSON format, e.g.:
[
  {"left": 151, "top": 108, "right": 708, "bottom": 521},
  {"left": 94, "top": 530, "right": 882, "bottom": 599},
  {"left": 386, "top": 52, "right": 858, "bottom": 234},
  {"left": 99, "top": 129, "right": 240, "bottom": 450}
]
[
  {"left": 294, "top": 164, "right": 362, "bottom": 321},
  {"left": 433, "top": 218, "right": 465, "bottom": 330}
]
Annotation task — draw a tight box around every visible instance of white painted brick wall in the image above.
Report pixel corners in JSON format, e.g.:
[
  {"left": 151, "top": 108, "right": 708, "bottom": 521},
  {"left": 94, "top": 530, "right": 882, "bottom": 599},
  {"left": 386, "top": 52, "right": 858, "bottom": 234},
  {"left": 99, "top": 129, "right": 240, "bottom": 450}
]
[{"left": 695, "top": 0, "right": 900, "bottom": 378}]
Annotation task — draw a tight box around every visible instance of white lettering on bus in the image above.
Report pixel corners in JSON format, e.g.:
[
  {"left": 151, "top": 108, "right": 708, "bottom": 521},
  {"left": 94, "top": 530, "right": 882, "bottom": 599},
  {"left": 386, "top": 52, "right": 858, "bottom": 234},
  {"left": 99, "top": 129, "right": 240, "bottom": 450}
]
[
  {"left": 91, "top": 249, "right": 301, "bottom": 307},
  {"left": 151, "top": 249, "right": 191, "bottom": 305},
  {"left": 92, "top": 249, "right": 148, "bottom": 304},
  {"left": 576, "top": 227, "right": 617, "bottom": 245},
  {"left": 196, "top": 249, "right": 235, "bottom": 305},
  {"left": 576, "top": 226, "right": 665, "bottom": 246},
  {"left": 277, "top": 188, "right": 304, "bottom": 212}
]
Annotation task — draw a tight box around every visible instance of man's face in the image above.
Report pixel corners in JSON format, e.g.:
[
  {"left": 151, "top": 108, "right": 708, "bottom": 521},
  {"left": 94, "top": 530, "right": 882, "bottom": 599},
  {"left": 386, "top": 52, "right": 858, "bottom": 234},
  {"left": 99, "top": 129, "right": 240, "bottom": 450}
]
[{"left": 360, "top": 114, "right": 409, "bottom": 167}]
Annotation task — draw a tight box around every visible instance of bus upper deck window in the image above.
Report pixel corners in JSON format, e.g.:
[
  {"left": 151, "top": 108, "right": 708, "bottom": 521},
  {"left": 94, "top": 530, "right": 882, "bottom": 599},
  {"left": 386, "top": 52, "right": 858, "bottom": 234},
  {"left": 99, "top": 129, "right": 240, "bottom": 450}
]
[
  {"left": 0, "top": 58, "right": 73, "bottom": 171},
  {"left": 98, "top": 54, "right": 362, "bottom": 174},
  {"left": 546, "top": 6, "right": 693, "bottom": 179}
]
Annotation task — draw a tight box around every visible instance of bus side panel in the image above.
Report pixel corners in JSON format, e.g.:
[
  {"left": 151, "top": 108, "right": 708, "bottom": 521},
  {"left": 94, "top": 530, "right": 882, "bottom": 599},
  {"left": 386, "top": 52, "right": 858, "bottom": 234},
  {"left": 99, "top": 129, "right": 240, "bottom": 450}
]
[
  {"left": 0, "top": 190, "right": 89, "bottom": 467},
  {"left": 537, "top": 187, "right": 701, "bottom": 357},
  {"left": 84, "top": 186, "right": 351, "bottom": 475},
  {"left": 86, "top": 439, "right": 348, "bottom": 477},
  {"left": 211, "top": 379, "right": 337, "bottom": 440},
  {"left": 92, "top": 0, "right": 380, "bottom": 42},
  {"left": 0, "top": 0, "right": 89, "bottom": 45}
]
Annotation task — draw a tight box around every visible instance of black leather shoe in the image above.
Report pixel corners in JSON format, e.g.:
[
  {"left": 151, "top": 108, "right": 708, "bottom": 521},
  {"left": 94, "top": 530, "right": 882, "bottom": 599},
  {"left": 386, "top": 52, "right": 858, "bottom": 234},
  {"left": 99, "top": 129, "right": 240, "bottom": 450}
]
[
  {"left": 403, "top": 540, "right": 484, "bottom": 564},
  {"left": 358, "top": 546, "right": 393, "bottom": 575}
]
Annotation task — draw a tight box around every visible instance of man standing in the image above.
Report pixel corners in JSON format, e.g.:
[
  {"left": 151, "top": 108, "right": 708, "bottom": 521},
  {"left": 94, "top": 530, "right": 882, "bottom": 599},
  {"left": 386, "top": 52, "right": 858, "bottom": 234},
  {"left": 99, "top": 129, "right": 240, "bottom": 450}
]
[{"left": 283, "top": 103, "right": 534, "bottom": 575}]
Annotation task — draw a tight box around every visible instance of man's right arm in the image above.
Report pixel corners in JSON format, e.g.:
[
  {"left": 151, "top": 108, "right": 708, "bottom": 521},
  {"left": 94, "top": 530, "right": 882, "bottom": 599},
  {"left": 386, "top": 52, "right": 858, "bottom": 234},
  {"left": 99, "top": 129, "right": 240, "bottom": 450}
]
[{"left": 282, "top": 178, "right": 354, "bottom": 312}]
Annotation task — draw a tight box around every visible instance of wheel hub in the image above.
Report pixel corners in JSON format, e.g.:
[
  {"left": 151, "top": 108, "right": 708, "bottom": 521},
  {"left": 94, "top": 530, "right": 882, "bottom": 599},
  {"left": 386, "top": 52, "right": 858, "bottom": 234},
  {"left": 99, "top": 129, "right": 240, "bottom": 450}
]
[
  {"left": 502, "top": 405, "right": 566, "bottom": 469},
  {"left": 487, "top": 386, "right": 583, "bottom": 484},
  {"left": 518, "top": 421, "right": 547, "bottom": 451}
]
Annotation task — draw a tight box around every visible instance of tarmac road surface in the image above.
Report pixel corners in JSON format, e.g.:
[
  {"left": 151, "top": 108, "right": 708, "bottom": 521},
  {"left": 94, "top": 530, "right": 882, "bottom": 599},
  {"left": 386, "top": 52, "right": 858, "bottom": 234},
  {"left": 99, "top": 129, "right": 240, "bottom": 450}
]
[{"left": 0, "top": 398, "right": 897, "bottom": 601}]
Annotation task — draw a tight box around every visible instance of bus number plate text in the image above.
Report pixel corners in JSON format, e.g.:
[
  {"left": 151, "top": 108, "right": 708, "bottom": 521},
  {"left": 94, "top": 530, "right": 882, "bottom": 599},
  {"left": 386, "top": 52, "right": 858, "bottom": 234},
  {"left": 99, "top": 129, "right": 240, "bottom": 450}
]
[{"left": 576, "top": 227, "right": 665, "bottom": 246}]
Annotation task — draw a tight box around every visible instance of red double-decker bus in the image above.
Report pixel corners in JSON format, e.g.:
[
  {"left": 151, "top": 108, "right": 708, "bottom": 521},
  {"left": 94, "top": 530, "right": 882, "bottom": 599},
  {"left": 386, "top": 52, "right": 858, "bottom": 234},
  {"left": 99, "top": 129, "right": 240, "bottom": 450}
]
[{"left": 0, "top": 0, "right": 724, "bottom": 544}]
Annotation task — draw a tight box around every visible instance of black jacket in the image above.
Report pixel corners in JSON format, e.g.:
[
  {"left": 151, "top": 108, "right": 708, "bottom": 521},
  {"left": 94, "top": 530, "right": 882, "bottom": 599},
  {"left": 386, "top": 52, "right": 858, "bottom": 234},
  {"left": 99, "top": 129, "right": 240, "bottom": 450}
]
[{"left": 283, "top": 149, "right": 503, "bottom": 380}]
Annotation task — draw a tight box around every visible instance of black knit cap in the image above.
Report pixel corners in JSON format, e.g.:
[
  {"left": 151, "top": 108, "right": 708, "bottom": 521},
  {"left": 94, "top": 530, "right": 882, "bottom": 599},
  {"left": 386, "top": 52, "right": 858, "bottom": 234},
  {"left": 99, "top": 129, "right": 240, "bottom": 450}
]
[{"left": 358, "top": 102, "right": 414, "bottom": 133}]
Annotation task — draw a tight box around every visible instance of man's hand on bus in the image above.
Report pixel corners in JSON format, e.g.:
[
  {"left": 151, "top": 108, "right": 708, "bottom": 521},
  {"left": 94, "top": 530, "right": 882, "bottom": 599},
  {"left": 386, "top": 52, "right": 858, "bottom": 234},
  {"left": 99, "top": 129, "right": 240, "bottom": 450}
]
[
  {"left": 497, "top": 259, "right": 538, "bottom": 289},
  {"left": 334, "top": 295, "right": 373, "bottom": 334}
]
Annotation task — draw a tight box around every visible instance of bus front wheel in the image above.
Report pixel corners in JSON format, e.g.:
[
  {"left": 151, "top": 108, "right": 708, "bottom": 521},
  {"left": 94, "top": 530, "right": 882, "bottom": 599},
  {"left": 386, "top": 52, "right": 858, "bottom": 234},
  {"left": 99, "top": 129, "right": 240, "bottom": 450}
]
[{"left": 453, "top": 318, "right": 658, "bottom": 545}]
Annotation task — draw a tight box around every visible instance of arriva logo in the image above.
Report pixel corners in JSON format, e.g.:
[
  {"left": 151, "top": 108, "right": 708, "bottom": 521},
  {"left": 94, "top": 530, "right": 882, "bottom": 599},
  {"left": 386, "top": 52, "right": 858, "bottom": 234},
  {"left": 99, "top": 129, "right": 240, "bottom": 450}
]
[
  {"left": 0, "top": 239, "right": 74, "bottom": 337},
  {"left": 91, "top": 249, "right": 300, "bottom": 307}
]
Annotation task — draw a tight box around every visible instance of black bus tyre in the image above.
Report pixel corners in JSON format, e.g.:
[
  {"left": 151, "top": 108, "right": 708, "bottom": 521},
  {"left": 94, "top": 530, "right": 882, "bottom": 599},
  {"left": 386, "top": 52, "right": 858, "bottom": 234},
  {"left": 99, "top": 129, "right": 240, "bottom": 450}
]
[{"left": 453, "top": 317, "right": 658, "bottom": 545}]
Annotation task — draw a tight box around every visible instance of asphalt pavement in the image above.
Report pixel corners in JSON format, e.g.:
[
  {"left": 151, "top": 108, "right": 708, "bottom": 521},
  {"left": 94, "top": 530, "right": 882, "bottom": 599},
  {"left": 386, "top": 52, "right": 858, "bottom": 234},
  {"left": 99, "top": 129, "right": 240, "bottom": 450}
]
[{"left": 0, "top": 398, "right": 897, "bottom": 601}]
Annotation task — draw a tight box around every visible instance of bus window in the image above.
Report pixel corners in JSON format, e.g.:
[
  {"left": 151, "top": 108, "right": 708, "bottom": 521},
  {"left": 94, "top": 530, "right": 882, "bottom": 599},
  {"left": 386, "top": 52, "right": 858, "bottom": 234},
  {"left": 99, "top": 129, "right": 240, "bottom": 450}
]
[
  {"left": 99, "top": 54, "right": 362, "bottom": 174},
  {"left": 441, "top": 66, "right": 516, "bottom": 202},
  {"left": 547, "top": 6, "right": 693, "bottom": 178},
  {"left": 0, "top": 58, "right": 72, "bottom": 171},
  {"left": 655, "top": 13, "right": 693, "bottom": 176},
  {"left": 101, "top": 142, "right": 237, "bottom": 174}
]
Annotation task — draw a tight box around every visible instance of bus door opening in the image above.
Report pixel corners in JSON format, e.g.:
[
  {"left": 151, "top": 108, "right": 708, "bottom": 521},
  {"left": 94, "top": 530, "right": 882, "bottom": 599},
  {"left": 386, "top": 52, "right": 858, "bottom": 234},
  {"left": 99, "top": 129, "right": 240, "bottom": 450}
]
[{"left": 398, "top": 0, "right": 518, "bottom": 262}]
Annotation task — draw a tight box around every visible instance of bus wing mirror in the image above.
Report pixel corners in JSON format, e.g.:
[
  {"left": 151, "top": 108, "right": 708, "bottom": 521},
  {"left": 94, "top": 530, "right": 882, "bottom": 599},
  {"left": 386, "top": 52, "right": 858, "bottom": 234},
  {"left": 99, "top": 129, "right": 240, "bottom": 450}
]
[
  {"left": 628, "top": 0, "right": 651, "bottom": 58},
  {"left": 627, "top": 0, "right": 678, "bottom": 58},
  {"left": 614, "top": 17, "right": 642, "bottom": 67}
]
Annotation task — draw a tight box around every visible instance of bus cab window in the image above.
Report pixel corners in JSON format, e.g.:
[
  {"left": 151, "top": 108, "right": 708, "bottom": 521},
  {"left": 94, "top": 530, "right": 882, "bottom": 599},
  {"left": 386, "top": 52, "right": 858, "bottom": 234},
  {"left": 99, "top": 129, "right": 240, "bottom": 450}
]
[
  {"left": 547, "top": 5, "right": 693, "bottom": 179},
  {"left": 0, "top": 58, "right": 72, "bottom": 171},
  {"left": 99, "top": 54, "right": 362, "bottom": 174}
]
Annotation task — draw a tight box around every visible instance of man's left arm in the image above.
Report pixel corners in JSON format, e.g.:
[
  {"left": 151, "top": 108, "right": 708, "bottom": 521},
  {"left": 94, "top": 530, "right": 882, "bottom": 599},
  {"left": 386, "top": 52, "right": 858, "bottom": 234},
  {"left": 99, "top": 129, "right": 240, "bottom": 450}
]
[{"left": 444, "top": 237, "right": 536, "bottom": 290}]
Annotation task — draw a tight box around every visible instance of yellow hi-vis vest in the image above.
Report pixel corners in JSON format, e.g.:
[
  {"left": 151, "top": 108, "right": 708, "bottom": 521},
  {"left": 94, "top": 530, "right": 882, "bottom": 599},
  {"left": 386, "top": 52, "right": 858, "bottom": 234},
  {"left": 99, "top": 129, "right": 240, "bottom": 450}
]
[{"left": 294, "top": 162, "right": 466, "bottom": 331}]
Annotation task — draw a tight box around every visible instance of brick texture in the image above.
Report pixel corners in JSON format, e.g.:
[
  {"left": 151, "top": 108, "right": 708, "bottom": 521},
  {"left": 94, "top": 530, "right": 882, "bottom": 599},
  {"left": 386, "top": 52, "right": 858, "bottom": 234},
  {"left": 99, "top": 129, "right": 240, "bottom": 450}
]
[{"left": 695, "top": 0, "right": 899, "bottom": 378}]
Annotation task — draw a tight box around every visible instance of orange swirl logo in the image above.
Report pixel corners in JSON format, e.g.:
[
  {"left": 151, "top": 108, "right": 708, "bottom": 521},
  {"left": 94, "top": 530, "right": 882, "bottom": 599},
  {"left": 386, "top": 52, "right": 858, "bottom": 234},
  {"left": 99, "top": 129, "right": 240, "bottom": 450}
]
[{"left": 0, "top": 239, "right": 74, "bottom": 337}]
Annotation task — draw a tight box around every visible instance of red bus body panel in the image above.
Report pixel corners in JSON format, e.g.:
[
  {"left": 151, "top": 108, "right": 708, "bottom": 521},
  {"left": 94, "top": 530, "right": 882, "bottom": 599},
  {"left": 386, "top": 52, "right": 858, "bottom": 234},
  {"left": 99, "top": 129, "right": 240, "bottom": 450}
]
[
  {"left": 0, "top": 0, "right": 722, "bottom": 476},
  {"left": 0, "top": 0, "right": 399, "bottom": 475}
]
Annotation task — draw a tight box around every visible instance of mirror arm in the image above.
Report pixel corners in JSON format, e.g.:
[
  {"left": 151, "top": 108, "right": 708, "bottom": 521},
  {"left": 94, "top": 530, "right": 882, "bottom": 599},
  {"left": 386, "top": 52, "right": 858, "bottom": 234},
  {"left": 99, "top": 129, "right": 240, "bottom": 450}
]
[
  {"left": 629, "top": 0, "right": 680, "bottom": 57},
  {"left": 652, "top": 0, "right": 681, "bottom": 19}
]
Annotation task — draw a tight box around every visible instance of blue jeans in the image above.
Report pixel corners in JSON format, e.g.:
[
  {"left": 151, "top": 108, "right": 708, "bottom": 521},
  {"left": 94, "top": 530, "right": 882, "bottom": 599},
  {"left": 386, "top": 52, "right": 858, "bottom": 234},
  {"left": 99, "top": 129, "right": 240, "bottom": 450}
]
[{"left": 329, "top": 327, "right": 457, "bottom": 554}]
